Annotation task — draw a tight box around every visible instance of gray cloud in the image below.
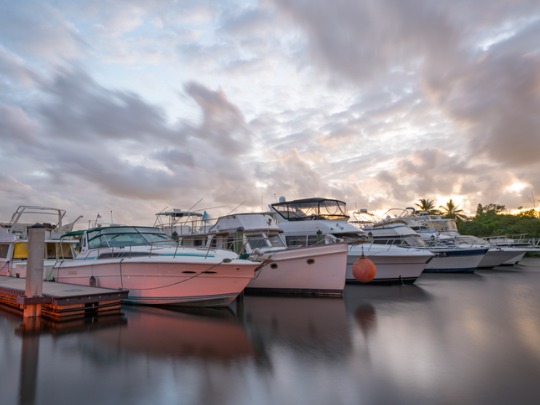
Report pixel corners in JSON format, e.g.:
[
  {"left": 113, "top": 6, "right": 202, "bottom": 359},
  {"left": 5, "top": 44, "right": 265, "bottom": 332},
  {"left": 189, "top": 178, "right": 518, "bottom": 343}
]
[
  {"left": 268, "top": 0, "right": 540, "bottom": 212},
  {"left": 0, "top": 1, "right": 85, "bottom": 63},
  {"left": 272, "top": 0, "right": 460, "bottom": 82},
  {"left": 0, "top": 61, "right": 267, "bottom": 223},
  {"left": 2, "top": 0, "right": 540, "bottom": 224},
  {"left": 184, "top": 81, "right": 252, "bottom": 154}
]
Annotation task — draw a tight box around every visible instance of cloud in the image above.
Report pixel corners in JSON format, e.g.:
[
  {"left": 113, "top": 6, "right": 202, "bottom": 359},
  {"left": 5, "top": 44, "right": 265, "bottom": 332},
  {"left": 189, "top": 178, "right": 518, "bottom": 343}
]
[
  {"left": 184, "top": 81, "right": 252, "bottom": 154},
  {"left": 0, "top": 1, "right": 85, "bottom": 64},
  {"left": 440, "top": 30, "right": 540, "bottom": 167},
  {"left": 39, "top": 67, "right": 176, "bottom": 142},
  {"left": 2, "top": 0, "right": 540, "bottom": 224},
  {"left": 271, "top": 0, "right": 461, "bottom": 82},
  {"left": 267, "top": 0, "right": 540, "bottom": 212},
  {"left": 0, "top": 62, "right": 269, "bottom": 223}
]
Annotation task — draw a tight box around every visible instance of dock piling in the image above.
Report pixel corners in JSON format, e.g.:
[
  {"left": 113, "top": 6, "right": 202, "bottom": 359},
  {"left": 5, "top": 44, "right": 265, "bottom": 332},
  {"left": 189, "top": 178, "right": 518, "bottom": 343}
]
[{"left": 23, "top": 224, "right": 46, "bottom": 318}]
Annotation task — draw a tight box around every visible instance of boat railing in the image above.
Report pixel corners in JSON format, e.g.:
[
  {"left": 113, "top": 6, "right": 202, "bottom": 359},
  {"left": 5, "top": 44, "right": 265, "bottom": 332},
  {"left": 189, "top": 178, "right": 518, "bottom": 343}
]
[
  {"left": 78, "top": 239, "right": 224, "bottom": 260},
  {"left": 350, "top": 238, "right": 421, "bottom": 252},
  {"left": 486, "top": 234, "right": 540, "bottom": 247}
]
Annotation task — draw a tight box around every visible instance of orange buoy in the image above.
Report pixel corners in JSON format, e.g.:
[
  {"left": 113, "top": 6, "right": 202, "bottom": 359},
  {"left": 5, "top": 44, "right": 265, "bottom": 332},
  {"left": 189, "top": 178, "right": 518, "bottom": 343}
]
[{"left": 352, "top": 254, "right": 377, "bottom": 282}]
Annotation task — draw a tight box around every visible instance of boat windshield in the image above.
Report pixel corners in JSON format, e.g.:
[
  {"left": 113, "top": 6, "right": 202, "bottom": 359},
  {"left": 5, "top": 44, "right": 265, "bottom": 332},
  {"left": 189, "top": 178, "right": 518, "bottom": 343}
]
[
  {"left": 267, "top": 234, "right": 286, "bottom": 248},
  {"left": 87, "top": 226, "right": 176, "bottom": 249},
  {"left": 271, "top": 198, "right": 350, "bottom": 221},
  {"left": 246, "top": 234, "right": 269, "bottom": 249}
]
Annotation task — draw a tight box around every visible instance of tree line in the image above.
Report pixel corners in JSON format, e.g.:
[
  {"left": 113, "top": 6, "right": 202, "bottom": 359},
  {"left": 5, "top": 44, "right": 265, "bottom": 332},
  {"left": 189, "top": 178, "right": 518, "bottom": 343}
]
[{"left": 414, "top": 198, "right": 540, "bottom": 238}]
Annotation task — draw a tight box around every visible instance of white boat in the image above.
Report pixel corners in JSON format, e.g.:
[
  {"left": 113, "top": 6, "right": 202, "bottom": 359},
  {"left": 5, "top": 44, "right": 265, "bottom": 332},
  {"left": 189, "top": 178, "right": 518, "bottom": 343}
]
[
  {"left": 179, "top": 212, "right": 349, "bottom": 296},
  {"left": 486, "top": 234, "right": 540, "bottom": 265},
  {"left": 351, "top": 209, "right": 490, "bottom": 273},
  {"left": 381, "top": 208, "right": 527, "bottom": 269},
  {"left": 0, "top": 206, "right": 82, "bottom": 280},
  {"left": 154, "top": 208, "right": 213, "bottom": 241},
  {"left": 53, "top": 225, "right": 261, "bottom": 307},
  {"left": 268, "top": 197, "right": 434, "bottom": 284}
]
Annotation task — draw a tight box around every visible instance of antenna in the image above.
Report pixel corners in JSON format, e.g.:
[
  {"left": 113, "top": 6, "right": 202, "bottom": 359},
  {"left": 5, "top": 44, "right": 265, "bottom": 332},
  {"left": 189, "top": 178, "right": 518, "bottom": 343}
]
[
  {"left": 228, "top": 201, "right": 246, "bottom": 215},
  {"left": 187, "top": 197, "right": 204, "bottom": 213}
]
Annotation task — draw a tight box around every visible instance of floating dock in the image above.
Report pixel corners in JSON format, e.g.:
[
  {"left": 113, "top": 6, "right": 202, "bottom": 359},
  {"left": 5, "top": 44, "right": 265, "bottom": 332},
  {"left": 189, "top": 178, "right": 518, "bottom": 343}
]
[{"left": 0, "top": 276, "right": 128, "bottom": 321}]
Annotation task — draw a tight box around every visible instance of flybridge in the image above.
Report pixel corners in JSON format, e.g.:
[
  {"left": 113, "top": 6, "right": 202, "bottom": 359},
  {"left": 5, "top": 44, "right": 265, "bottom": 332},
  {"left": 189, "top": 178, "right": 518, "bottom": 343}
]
[{"left": 269, "top": 197, "right": 350, "bottom": 221}]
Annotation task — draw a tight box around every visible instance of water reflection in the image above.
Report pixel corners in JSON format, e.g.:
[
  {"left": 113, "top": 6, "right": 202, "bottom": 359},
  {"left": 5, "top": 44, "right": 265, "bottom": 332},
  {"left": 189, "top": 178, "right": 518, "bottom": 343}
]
[
  {"left": 2, "top": 260, "right": 540, "bottom": 405},
  {"left": 94, "top": 306, "right": 255, "bottom": 360},
  {"left": 240, "top": 296, "right": 350, "bottom": 359}
]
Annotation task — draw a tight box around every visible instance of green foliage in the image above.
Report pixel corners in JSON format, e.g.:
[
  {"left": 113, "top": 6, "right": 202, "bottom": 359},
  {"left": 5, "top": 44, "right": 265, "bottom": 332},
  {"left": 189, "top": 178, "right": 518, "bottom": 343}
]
[
  {"left": 415, "top": 198, "right": 441, "bottom": 214},
  {"left": 458, "top": 204, "right": 540, "bottom": 238},
  {"left": 476, "top": 203, "right": 506, "bottom": 216},
  {"left": 439, "top": 199, "right": 467, "bottom": 222}
]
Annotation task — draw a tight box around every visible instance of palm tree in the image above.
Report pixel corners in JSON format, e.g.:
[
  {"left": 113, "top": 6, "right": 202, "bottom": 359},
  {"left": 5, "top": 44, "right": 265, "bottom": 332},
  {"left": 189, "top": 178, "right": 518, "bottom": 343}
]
[
  {"left": 439, "top": 199, "right": 467, "bottom": 221},
  {"left": 415, "top": 198, "right": 440, "bottom": 214}
]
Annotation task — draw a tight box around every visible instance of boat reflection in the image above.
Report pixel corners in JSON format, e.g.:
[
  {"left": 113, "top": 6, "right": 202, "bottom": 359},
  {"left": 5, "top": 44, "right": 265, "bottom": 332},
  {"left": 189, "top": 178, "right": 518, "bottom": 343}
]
[
  {"left": 239, "top": 295, "right": 351, "bottom": 359},
  {"left": 345, "top": 283, "right": 435, "bottom": 363},
  {"left": 345, "top": 283, "right": 434, "bottom": 313},
  {"left": 353, "top": 303, "right": 377, "bottom": 339},
  {"left": 91, "top": 306, "right": 256, "bottom": 361}
]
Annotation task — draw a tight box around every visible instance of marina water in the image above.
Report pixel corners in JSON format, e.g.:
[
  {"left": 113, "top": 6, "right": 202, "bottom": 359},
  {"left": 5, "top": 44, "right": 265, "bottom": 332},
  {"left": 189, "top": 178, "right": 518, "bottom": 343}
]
[{"left": 2, "top": 258, "right": 540, "bottom": 405}]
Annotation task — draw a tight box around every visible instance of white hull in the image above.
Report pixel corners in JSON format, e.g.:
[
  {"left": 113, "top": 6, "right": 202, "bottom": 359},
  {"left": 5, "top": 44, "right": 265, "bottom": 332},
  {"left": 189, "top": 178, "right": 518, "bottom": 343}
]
[
  {"left": 346, "top": 244, "right": 432, "bottom": 283},
  {"left": 247, "top": 243, "right": 348, "bottom": 296},
  {"left": 424, "top": 247, "right": 487, "bottom": 273},
  {"left": 503, "top": 252, "right": 527, "bottom": 265},
  {"left": 54, "top": 257, "right": 258, "bottom": 307},
  {"left": 478, "top": 248, "right": 530, "bottom": 268}
]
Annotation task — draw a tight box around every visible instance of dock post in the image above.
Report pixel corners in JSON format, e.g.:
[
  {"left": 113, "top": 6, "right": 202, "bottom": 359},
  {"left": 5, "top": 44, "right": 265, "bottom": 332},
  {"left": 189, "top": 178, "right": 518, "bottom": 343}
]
[{"left": 24, "top": 224, "right": 46, "bottom": 318}]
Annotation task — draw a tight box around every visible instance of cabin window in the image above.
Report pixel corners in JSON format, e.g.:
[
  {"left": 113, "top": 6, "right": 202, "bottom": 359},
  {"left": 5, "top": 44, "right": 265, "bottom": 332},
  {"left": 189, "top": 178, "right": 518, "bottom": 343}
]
[
  {"left": 307, "top": 235, "right": 321, "bottom": 245},
  {"left": 192, "top": 238, "right": 204, "bottom": 247},
  {"left": 0, "top": 243, "right": 10, "bottom": 259},
  {"left": 224, "top": 237, "right": 236, "bottom": 251},
  {"left": 285, "top": 236, "right": 307, "bottom": 247},
  {"left": 46, "top": 242, "right": 76, "bottom": 259},
  {"left": 268, "top": 234, "right": 286, "bottom": 247},
  {"left": 13, "top": 242, "right": 27, "bottom": 259}
]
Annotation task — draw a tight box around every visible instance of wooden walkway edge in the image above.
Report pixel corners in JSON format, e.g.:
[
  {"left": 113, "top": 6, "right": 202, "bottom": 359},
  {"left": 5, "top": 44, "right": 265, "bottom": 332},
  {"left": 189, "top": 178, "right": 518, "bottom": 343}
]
[{"left": 0, "top": 276, "right": 128, "bottom": 321}]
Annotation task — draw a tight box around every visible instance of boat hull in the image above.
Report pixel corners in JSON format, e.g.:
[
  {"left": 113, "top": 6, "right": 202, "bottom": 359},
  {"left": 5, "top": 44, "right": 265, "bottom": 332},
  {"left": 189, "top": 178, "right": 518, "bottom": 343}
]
[
  {"left": 54, "top": 257, "right": 258, "bottom": 307},
  {"left": 478, "top": 248, "right": 530, "bottom": 269},
  {"left": 346, "top": 244, "right": 433, "bottom": 284},
  {"left": 423, "top": 247, "right": 488, "bottom": 273},
  {"left": 245, "top": 243, "right": 348, "bottom": 296}
]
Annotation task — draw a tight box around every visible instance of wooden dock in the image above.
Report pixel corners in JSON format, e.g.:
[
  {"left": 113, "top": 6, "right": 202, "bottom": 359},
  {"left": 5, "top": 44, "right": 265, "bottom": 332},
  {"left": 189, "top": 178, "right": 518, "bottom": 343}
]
[{"left": 0, "top": 276, "right": 128, "bottom": 321}]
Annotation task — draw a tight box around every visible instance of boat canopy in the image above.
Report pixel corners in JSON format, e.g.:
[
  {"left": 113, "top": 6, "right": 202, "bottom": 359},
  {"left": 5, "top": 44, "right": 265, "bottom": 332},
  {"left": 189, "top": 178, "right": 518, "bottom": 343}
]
[
  {"left": 155, "top": 209, "right": 205, "bottom": 218},
  {"left": 270, "top": 198, "right": 350, "bottom": 221}
]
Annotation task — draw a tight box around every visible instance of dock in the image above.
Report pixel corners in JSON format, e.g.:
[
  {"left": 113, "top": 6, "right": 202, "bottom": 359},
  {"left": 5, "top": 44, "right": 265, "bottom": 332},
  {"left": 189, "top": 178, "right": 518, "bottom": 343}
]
[{"left": 0, "top": 276, "right": 128, "bottom": 321}]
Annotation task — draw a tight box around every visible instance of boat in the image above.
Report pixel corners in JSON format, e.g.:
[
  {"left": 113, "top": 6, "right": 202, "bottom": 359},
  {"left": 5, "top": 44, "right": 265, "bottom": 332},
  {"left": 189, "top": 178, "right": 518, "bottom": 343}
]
[
  {"left": 178, "top": 212, "right": 349, "bottom": 296},
  {"left": 485, "top": 234, "right": 540, "bottom": 265},
  {"left": 53, "top": 225, "right": 262, "bottom": 307},
  {"left": 350, "top": 209, "right": 490, "bottom": 273},
  {"left": 375, "top": 208, "right": 526, "bottom": 269},
  {"left": 0, "top": 206, "right": 82, "bottom": 280},
  {"left": 154, "top": 208, "right": 213, "bottom": 241},
  {"left": 268, "top": 197, "right": 434, "bottom": 284}
]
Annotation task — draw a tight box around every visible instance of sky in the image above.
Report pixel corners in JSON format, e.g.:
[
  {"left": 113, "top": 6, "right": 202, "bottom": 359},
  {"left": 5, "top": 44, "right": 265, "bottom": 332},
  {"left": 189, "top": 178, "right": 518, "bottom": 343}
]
[{"left": 1, "top": 0, "right": 540, "bottom": 228}]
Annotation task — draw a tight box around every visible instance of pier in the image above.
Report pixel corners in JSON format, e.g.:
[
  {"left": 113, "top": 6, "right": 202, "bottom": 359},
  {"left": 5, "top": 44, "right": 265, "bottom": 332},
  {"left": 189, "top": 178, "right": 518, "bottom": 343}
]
[
  {"left": 0, "top": 276, "right": 128, "bottom": 321},
  {"left": 0, "top": 223, "right": 127, "bottom": 322}
]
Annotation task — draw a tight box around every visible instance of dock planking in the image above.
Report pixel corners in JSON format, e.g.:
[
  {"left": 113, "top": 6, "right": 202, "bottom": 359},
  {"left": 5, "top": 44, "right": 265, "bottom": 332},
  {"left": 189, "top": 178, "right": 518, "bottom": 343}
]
[{"left": 0, "top": 276, "right": 128, "bottom": 321}]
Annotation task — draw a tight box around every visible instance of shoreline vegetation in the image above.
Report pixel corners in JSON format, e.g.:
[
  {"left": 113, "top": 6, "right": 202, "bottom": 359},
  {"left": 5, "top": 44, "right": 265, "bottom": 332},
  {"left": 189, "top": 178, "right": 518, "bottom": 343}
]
[{"left": 415, "top": 199, "right": 540, "bottom": 256}]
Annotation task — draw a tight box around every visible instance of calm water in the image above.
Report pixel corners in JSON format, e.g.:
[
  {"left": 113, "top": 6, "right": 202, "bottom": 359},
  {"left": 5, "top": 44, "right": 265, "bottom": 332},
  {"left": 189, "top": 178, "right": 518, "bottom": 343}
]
[{"left": 2, "top": 258, "right": 540, "bottom": 405}]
